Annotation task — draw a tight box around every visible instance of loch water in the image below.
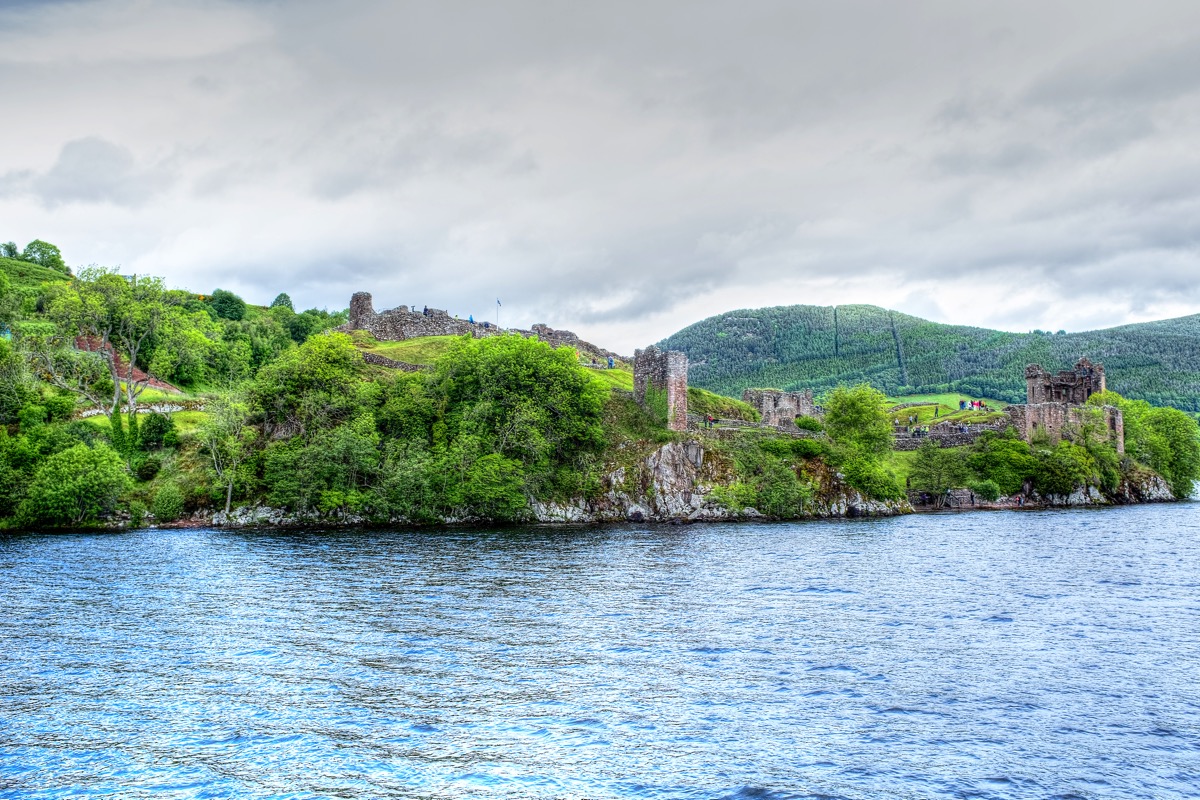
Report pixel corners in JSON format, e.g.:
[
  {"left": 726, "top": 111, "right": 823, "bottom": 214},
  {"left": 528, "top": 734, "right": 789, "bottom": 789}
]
[{"left": 2, "top": 505, "right": 1199, "bottom": 799}]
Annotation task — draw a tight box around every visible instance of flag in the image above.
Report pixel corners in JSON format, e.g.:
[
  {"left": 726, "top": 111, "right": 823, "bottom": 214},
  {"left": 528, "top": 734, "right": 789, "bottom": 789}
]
[{"left": 496, "top": 298, "right": 502, "bottom": 306}]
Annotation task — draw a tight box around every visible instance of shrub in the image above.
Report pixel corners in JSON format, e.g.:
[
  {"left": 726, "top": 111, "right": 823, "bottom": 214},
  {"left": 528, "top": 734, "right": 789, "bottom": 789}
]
[
  {"left": 136, "top": 455, "right": 162, "bottom": 481},
  {"left": 152, "top": 482, "right": 185, "bottom": 522},
  {"left": 794, "top": 415, "right": 823, "bottom": 432},
  {"left": 967, "top": 479, "right": 1001, "bottom": 502},
  {"left": 16, "top": 444, "right": 131, "bottom": 527},
  {"left": 840, "top": 455, "right": 904, "bottom": 501},
  {"left": 18, "top": 404, "right": 46, "bottom": 432},
  {"left": 139, "top": 413, "right": 178, "bottom": 450},
  {"left": 43, "top": 394, "right": 76, "bottom": 422}
]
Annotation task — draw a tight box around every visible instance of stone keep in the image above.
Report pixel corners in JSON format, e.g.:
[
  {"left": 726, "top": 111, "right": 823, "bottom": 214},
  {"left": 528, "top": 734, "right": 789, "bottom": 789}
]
[
  {"left": 1005, "top": 357, "right": 1123, "bottom": 454},
  {"left": 1026, "top": 357, "right": 1106, "bottom": 404},
  {"left": 741, "top": 388, "right": 821, "bottom": 427},
  {"left": 634, "top": 346, "right": 688, "bottom": 432}
]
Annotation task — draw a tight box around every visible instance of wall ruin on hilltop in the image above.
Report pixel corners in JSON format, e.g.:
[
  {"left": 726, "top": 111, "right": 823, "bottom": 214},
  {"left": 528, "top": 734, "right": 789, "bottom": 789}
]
[
  {"left": 340, "top": 292, "right": 621, "bottom": 360},
  {"left": 634, "top": 346, "right": 688, "bottom": 432}
]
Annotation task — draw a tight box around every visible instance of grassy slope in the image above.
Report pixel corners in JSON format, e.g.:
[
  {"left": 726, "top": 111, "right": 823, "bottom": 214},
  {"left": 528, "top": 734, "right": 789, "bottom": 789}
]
[
  {"left": 659, "top": 303, "right": 1200, "bottom": 410},
  {"left": 0, "top": 256, "right": 70, "bottom": 290}
]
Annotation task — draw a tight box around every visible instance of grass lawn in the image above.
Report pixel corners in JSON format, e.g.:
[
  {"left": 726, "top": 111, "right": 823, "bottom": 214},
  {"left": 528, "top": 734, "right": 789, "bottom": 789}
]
[
  {"left": 587, "top": 366, "right": 634, "bottom": 391},
  {"left": 351, "top": 331, "right": 457, "bottom": 365},
  {"left": 884, "top": 392, "right": 1010, "bottom": 426},
  {"left": 81, "top": 409, "right": 209, "bottom": 434}
]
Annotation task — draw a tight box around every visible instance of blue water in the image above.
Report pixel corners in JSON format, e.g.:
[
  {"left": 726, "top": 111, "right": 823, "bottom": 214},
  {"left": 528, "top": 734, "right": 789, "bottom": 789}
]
[{"left": 2, "top": 505, "right": 1200, "bottom": 799}]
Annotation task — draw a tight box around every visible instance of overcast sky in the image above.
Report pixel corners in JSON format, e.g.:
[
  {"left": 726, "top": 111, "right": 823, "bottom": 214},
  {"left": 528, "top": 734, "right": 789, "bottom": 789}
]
[{"left": 2, "top": 0, "right": 1199, "bottom": 353}]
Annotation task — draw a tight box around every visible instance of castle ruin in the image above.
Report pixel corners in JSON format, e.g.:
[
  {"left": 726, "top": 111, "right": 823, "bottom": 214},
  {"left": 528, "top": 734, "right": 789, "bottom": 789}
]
[
  {"left": 742, "top": 388, "right": 821, "bottom": 428},
  {"left": 340, "top": 292, "right": 620, "bottom": 360},
  {"left": 1026, "top": 358, "right": 1105, "bottom": 404},
  {"left": 1006, "top": 357, "right": 1123, "bottom": 453},
  {"left": 634, "top": 346, "right": 689, "bottom": 432}
]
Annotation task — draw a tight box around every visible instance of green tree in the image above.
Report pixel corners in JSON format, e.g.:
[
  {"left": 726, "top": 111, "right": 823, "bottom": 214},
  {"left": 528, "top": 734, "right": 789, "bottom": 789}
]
[
  {"left": 16, "top": 443, "right": 130, "bottom": 526},
  {"left": 198, "top": 395, "right": 257, "bottom": 513},
  {"left": 209, "top": 289, "right": 246, "bottom": 321},
  {"left": 1034, "top": 441, "right": 1097, "bottom": 498},
  {"left": 152, "top": 482, "right": 185, "bottom": 522},
  {"left": 1144, "top": 407, "right": 1200, "bottom": 498},
  {"left": 21, "top": 240, "right": 68, "bottom": 274},
  {"left": 910, "top": 440, "right": 969, "bottom": 507},
  {"left": 823, "top": 383, "right": 892, "bottom": 456},
  {"left": 35, "top": 269, "right": 173, "bottom": 451},
  {"left": 968, "top": 429, "right": 1039, "bottom": 496},
  {"left": 1, "top": 242, "right": 19, "bottom": 259},
  {"left": 270, "top": 293, "right": 294, "bottom": 311}
]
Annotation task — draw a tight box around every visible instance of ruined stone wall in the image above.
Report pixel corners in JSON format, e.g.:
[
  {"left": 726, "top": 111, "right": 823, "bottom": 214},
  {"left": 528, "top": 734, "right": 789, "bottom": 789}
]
[
  {"left": 742, "top": 388, "right": 821, "bottom": 427},
  {"left": 1006, "top": 402, "right": 1124, "bottom": 454},
  {"left": 892, "top": 421, "right": 1010, "bottom": 451},
  {"left": 344, "top": 292, "right": 477, "bottom": 340},
  {"left": 634, "top": 345, "right": 688, "bottom": 432},
  {"left": 342, "top": 292, "right": 622, "bottom": 359}
]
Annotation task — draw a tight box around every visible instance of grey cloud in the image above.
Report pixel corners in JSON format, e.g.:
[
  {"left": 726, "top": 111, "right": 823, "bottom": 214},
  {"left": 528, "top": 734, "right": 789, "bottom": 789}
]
[
  {"left": 4, "top": 0, "right": 1200, "bottom": 355},
  {"left": 0, "top": 137, "right": 174, "bottom": 208},
  {"left": 1027, "top": 36, "right": 1200, "bottom": 108}
]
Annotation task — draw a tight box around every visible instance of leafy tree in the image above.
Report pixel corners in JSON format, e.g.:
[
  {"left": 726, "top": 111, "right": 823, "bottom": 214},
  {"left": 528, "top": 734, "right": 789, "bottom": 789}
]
[
  {"left": 823, "top": 383, "right": 892, "bottom": 456},
  {"left": 209, "top": 289, "right": 246, "bottom": 321},
  {"left": 1, "top": 242, "right": 19, "bottom": 259},
  {"left": 16, "top": 443, "right": 130, "bottom": 526},
  {"left": 968, "top": 429, "right": 1039, "bottom": 496},
  {"left": 1034, "top": 441, "right": 1097, "bottom": 498},
  {"left": 0, "top": 338, "right": 37, "bottom": 424},
  {"left": 1143, "top": 407, "right": 1200, "bottom": 498},
  {"left": 909, "top": 440, "right": 969, "bottom": 507},
  {"left": 36, "top": 268, "right": 173, "bottom": 449},
  {"left": 198, "top": 395, "right": 257, "bottom": 513},
  {"left": 21, "top": 240, "right": 68, "bottom": 274},
  {"left": 270, "top": 293, "right": 294, "bottom": 311},
  {"left": 138, "top": 412, "right": 178, "bottom": 450},
  {"left": 249, "top": 333, "right": 366, "bottom": 437}
]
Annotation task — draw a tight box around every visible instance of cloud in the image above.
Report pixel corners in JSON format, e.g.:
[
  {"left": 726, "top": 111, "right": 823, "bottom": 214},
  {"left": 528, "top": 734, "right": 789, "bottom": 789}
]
[
  {"left": 0, "top": 0, "right": 1199, "bottom": 355},
  {"left": 0, "top": 137, "right": 174, "bottom": 208}
]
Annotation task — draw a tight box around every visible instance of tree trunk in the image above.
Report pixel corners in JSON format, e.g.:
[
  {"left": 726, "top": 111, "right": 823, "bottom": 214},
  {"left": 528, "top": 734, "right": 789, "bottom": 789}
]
[{"left": 225, "top": 480, "right": 233, "bottom": 515}]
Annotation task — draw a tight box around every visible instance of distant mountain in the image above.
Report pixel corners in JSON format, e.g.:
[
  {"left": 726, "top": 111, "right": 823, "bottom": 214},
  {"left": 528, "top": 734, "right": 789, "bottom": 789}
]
[{"left": 658, "top": 304, "right": 1200, "bottom": 410}]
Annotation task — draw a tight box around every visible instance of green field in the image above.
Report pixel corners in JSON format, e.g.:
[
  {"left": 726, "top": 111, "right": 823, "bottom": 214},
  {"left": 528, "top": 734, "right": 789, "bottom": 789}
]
[{"left": 883, "top": 392, "right": 1010, "bottom": 426}]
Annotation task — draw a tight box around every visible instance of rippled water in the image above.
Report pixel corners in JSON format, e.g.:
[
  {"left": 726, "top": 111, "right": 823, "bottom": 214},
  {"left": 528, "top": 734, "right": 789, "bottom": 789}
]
[{"left": 3, "top": 505, "right": 1200, "bottom": 799}]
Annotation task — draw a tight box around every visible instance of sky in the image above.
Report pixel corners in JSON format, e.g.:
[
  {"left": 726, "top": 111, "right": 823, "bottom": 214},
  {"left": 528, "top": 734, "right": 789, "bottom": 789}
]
[{"left": 2, "top": 0, "right": 1199, "bottom": 354}]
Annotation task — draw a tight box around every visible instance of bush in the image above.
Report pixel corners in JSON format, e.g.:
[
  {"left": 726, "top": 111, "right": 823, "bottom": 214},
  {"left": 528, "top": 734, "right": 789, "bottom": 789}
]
[
  {"left": 152, "top": 482, "right": 185, "bottom": 522},
  {"left": 16, "top": 444, "right": 131, "bottom": 527},
  {"left": 139, "top": 413, "right": 178, "bottom": 450},
  {"left": 967, "top": 479, "right": 1001, "bottom": 501},
  {"left": 840, "top": 455, "right": 904, "bottom": 501},
  {"left": 794, "top": 415, "right": 823, "bottom": 432},
  {"left": 18, "top": 404, "right": 47, "bottom": 432},
  {"left": 43, "top": 394, "right": 75, "bottom": 423},
  {"left": 136, "top": 455, "right": 162, "bottom": 481}
]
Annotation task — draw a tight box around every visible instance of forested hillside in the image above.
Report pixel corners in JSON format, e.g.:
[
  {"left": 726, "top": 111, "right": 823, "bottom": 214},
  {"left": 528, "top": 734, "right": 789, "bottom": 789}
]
[{"left": 660, "top": 305, "right": 1200, "bottom": 410}]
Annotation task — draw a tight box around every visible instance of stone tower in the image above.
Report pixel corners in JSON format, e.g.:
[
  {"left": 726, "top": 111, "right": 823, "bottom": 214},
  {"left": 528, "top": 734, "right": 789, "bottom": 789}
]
[
  {"left": 633, "top": 345, "right": 688, "bottom": 432},
  {"left": 1026, "top": 357, "right": 1106, "bottom": 405}
]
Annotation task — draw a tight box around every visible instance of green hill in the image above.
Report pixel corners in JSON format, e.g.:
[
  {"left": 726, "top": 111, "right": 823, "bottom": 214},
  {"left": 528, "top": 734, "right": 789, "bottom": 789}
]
[{"left": 659, "top": 304, "right": 1200, "bottom": 411}]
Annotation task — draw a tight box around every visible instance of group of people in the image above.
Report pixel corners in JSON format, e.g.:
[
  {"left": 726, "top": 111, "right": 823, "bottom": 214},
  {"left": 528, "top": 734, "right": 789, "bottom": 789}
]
[
  {"left": 702, "top": 414, "right": 717, "bottom": 429},
  {"left": 960, "top": 399, "right": 989, "bottom": 410}
]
